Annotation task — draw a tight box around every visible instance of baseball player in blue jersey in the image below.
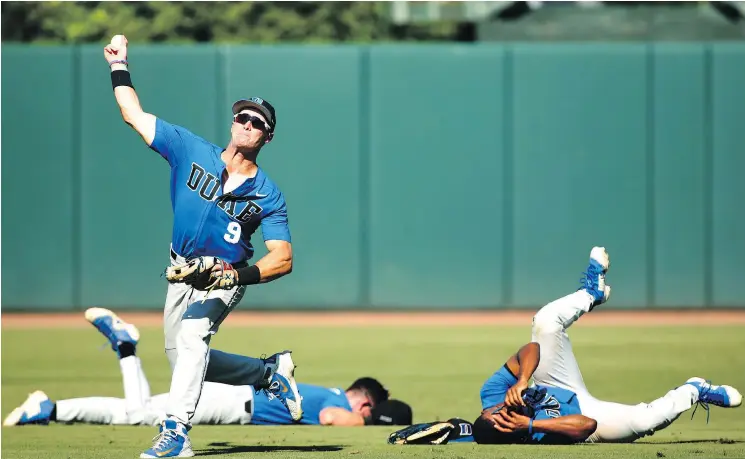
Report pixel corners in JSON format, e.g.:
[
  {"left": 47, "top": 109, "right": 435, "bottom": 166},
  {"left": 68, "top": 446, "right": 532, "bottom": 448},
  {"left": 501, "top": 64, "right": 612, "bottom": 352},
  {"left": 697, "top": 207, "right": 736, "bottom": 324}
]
[
  {"left": 104, "top": 35, "right": 301, "bottom": 458},
  {"left": 471, "top": 247, "right": 742, "bottom": 444},
  {"left": 390, "top": 247, "right": 742, "bottom": 446},
  {"left": 4, "top": 309, "right": 411, "bottom": 429}
]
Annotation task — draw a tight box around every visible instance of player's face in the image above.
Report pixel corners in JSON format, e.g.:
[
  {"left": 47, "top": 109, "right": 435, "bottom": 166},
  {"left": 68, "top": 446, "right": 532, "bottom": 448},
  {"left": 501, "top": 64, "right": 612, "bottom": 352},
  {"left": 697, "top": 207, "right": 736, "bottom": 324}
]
[
  {"left": 231, "top": 109, "right": 270, "bottom": 150},
  {"left": 352, "top": 395, "right": 374, "bottom": 419}
]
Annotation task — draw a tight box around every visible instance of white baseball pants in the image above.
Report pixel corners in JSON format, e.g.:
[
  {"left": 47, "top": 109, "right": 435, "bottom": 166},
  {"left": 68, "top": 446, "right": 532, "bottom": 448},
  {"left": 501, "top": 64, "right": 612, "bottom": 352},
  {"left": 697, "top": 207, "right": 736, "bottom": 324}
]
[
  {"left": 55, "top": 355, "right": 254, "bottom": 426},
  {"left": 531, "top": 290, "right": 698, "bottom": 443},
  {"left": 164, "top": 247, "right": 268, "bottom": 427}
]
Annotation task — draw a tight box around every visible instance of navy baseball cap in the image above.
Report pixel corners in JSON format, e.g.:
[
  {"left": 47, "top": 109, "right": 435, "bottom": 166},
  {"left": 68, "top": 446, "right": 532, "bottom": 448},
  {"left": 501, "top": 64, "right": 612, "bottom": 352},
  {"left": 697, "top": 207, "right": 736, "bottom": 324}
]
[
  {"left": 370, "top": 400, "right": 413, "bottom": 426},
  {"left": 232, "top": 97, "right": 277, "bottom": 132}
]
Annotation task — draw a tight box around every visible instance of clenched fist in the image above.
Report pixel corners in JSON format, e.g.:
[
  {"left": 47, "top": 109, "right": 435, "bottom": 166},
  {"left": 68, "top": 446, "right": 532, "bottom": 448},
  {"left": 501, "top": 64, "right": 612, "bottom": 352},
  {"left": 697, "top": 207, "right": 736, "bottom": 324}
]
[{"left": 104, "top": 34, "right": 128, "bottom": 64}]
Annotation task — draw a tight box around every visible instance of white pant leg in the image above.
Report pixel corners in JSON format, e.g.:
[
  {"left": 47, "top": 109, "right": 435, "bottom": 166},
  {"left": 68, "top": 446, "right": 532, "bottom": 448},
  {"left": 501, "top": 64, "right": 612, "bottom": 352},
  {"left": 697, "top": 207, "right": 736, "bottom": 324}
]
[
  {"left": 143, "top": 384, "right": 254, "bottom": 426},
  {"left": 55, "top": 356, "right": 160, "bottom": 426},
  {"left": 55, "top": 395, "right": 170, "bottom": 426},
  {"left": 120, "top": 356, "right": 152, "bottom": 424},
  {"left": 531, "top": 290, "right": 594, "bottom": 393},
  {"left": 579, "top": 385, "right": 698, "bottom": 443},
  {"left": 192, "top": 383, "right": 255, "bottom": 425},
  {"left": 163, "top": 249, "right": 246, "bottom": 426},
  {"left": 144, "top": 394, "right": 170, "bottom": 426},
  {"left": 163, "top": 251, "right": 247, "bottom": 370},
  {"left": 56, "top": 397, "right": 138, "bottom": 425},
  {"left": 163, "top": 282, "right": 193, "bottom": 372}
]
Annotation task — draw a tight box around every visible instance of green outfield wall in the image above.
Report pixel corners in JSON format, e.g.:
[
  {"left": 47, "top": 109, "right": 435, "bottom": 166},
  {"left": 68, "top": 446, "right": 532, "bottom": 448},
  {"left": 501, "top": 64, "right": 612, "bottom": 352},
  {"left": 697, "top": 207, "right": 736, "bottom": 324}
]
[{"left": 3, "top": 43, "right": 743, "bottom": 310}]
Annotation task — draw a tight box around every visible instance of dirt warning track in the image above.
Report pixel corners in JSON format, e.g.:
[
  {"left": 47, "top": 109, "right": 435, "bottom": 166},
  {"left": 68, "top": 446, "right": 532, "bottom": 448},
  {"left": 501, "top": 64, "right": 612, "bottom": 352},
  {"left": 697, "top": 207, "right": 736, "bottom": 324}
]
[{"left": 3, "top": 309, "right": 745, "bottom": 329}]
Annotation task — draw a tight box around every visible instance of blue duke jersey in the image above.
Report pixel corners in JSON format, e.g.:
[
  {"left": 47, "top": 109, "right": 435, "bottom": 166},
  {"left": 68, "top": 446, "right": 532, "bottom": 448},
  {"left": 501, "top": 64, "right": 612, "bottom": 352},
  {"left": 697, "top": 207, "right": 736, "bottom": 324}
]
[
  {"left": 149, "top": 118, "right": 291, "bottom": 264},
  {"left": 251, "top": 383, "right": 352, "bottom": 425},
  {"left": 480, "top": 365, "right": 582, "bottom": 444}
]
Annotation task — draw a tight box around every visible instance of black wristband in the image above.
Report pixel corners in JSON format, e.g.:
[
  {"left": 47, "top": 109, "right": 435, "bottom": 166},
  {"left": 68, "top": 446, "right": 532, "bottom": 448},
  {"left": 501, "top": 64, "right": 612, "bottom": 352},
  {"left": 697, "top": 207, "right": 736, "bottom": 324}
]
[
  {"left": 363, "top": 415, "right": 374, "bottom": 426},
  {"left": 111, "top": 70, "right": 134, "bottom": 90},
  {"left": 236, "top": 264, "right": 261, "bottom": 285}
]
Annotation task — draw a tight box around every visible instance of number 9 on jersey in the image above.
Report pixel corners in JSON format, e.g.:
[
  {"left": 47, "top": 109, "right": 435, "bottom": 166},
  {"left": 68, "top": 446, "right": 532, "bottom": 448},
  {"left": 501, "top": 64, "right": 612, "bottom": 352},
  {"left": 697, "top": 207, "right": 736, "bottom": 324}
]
[{"left": 224, "top": 222, "right": 241, "bottom": 243}]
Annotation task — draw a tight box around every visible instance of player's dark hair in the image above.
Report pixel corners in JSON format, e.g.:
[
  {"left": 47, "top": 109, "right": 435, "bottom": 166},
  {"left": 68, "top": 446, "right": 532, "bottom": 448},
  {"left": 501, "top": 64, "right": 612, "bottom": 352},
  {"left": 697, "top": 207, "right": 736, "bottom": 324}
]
[
  {"left": 472, "top": 414, "right": 523, "bottom": 444},
  {"left": 347, "top": 377, "right": 389, "bottom": 406}
]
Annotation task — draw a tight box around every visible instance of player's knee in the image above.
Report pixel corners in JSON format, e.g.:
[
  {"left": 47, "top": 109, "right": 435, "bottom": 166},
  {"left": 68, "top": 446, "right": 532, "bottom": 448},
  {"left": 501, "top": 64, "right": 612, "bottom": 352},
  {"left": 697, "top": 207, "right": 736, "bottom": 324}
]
[
  {"left": 176, "top": 317, "right": 212, "bottom": 348},
  {"left": 165, "top": 333, "right": 178, "bottom": 353},
  {"left": 532, "top": 310, "right": 563, "bottom": 336},
  {"left": 165, "top": 348, "right": 178, "bottom": 371},
  {"left": 164, "top": 322, "right": 180, "bottom": 352}
]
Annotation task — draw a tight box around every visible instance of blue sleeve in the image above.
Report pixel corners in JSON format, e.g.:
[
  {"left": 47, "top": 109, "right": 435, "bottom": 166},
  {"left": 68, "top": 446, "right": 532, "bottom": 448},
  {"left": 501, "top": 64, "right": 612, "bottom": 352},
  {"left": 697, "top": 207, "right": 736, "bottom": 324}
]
[
  {"left": 529, "top": 431, "right": 574, "bottom": 444},
  {"left": 529, "top": 410, "right": 549, "bottom": 443},
  {"left": 148, "top": 118, "right": 195, "bottom": 167},
  {"left": 530, "top": 431, "right": 547, "bottom": 443},
  {"left": 260, "top": 194, "right": 291, "bottom": 242},
  {"left": 527, "top": 409, "right": 575, "bottom": 444},
  {"left": 480, "top": 366, "right": 518, "bottom": 410}
]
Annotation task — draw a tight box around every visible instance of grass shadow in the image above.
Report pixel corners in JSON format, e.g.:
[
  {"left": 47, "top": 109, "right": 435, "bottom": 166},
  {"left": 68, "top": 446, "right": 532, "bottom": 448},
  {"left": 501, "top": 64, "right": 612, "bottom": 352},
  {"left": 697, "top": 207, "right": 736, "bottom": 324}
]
[
  {"left": 642, "top": 439, "right": 743, "bottom": 445},
  {"left": 196, "top": 442, "right": 346, "bottom": 456}
]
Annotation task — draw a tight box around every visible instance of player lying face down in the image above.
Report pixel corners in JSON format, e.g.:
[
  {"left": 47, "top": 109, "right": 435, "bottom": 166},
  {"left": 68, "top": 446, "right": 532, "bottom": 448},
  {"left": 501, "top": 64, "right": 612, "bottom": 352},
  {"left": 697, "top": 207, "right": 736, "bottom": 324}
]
[
  {"left": 251, "top": 376, "right": 412, "bottom": 427},
  {"left": 4, "top": 309, "right": 412, "bottom": 429},
  {"left": 4, "top": 378, "right": 413, "bottom": 429}
]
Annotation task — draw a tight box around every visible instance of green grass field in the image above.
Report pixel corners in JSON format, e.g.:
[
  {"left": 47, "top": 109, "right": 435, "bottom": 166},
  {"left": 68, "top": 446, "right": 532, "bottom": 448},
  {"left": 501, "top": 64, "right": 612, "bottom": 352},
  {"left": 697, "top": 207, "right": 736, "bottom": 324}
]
[{"left": 3, "top": 321, "right": 745, "bottom": 459}]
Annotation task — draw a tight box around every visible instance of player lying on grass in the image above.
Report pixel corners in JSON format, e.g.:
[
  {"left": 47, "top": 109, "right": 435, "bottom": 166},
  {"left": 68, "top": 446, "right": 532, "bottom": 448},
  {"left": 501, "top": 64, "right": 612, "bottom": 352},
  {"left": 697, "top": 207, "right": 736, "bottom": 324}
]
[
  {"left": 389, "top": 247, "right": 742, "bottom": 446},
  {"left": 4, "top": 308, "right": 412, "bottom": 429}
]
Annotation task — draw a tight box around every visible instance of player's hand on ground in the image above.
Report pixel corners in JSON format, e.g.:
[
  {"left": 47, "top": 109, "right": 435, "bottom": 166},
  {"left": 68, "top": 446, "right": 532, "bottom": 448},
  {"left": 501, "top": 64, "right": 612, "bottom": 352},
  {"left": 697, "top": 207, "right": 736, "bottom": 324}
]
[
  {"left": 491, "top": 408, "right": 530, "bottom": 433},
  {"left": 505, "top": 379, "right": 529, "bottom": 407},
  {"left": 104, "top": 34, "right": 128, "bottom": 64}
]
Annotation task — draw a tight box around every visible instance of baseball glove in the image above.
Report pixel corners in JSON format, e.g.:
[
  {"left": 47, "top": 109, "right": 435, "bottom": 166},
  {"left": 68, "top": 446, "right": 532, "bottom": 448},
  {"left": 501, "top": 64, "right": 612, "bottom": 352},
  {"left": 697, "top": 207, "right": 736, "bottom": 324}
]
[
  {"left": 388, "top": 418, "right": 473, "bottom": 445},
  {"left": 165, "top": 256, "right": 237, "bottom": 291},
  {"left": 388, "top": 421, "right": 455, "bottom": 445}
]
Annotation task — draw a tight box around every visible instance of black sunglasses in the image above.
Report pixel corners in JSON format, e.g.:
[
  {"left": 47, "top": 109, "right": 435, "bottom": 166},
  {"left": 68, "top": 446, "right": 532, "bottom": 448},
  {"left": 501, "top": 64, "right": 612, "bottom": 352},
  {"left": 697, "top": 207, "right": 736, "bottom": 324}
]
[{"left": 233, "top": 113, "right": 269, "bottom": 131}]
